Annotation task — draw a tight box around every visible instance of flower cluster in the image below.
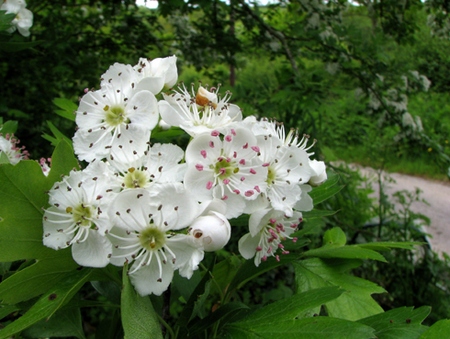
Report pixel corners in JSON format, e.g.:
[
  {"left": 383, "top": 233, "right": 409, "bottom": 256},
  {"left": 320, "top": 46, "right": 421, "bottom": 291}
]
[
  {"left": 42, "top": 56, "right": 327, "bottom": 296},
  {"left": 1, "top": 0, "right": 33, "bottom": 37}
]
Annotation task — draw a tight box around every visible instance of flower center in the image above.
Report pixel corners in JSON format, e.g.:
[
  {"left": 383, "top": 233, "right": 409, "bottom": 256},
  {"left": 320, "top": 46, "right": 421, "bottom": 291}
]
[
  {"left": 266, "top": 166, "right": 276, "bottom": 186},
  {"left": 139, "top": 226, "right": 166, "bottom": 251},
  {"left": 66, "top": 204, "right": 94, "bottom": 227},
  {"left": 214, "top": 157, "right": 238, "bottom": 180},
  {"left": 104, "top": 104, "right": 129, "bottom": 126},
  {"left": 123, "top": 167, "right": 149, "bottom": 188}
]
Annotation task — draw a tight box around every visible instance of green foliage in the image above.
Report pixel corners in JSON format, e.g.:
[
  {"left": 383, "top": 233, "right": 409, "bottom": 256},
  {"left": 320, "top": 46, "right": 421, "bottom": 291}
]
[
  {"left": 121, "top": 265, "right": 162, "bottom": 339},
  {"left": 2, "top": 0, "right": 450, "bottom": 337}
]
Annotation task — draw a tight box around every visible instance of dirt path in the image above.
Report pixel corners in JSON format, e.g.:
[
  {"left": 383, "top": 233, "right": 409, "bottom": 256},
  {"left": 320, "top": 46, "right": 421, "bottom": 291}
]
[{"left": 352, "top": 165, "right": 450, "bottom": 257}]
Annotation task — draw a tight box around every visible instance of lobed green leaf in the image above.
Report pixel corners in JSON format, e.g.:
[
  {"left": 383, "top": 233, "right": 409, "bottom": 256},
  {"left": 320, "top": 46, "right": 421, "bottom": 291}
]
[{"left": 295, "top": 258, "right": 385, "bottom": 321}]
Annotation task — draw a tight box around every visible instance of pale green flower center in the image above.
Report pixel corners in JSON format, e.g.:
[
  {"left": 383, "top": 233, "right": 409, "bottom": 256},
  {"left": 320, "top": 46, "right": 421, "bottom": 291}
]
[
  {"left": 213, "top": 158, "right": 239, "bottom": 180},
  {"left": 66, "top": 204, "right": 94, "bottom": 227},
  {"left": 123, "top": 167, "right": 148, "bottom": 188},
  {"left": 266, "top": 166, "right": 276, "bottom": 186},
  {"left": 139, "top": 226, "right": 166, "bottom": 251},
  {"left": 104, "top": 104, "right": 129, "bottom": 126}
]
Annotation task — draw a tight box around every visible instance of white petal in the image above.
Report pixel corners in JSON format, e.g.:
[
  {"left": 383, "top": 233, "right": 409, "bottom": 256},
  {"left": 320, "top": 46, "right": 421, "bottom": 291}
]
[
  {"left": 126, "top": 90, "right": 159, "bottom": 130},
  {"left": 158, "top": 100, "right": 187, "bottom": 128},
  {"left": 248, "top": 207, "right": 271, "bottom": 237},
  {"left": 238, "top": 233, "right": 260, "bottom": 260},
  {"left": 167, "top": 235, "right": 204, "bottom": 278},
  {"left": 148, "top": 183, "right": 200, "bottom": 230},
  {"left": 135, "top": 77, "right": 165, "bottom": 95},
  {"left": 295, "top": 184, "right": 314, "bottom": 212},
  {"left": 71, "top": 230, "right": 112, "bottom": 267},
  {"left": 43, "top": 207, "right": 73, "bottom": 249},
  {"left": 109, "top": 189, "right": 152, "bottom": 231},
  {"left": 129, "top": 257, "right": 174, "bottom": 296}
]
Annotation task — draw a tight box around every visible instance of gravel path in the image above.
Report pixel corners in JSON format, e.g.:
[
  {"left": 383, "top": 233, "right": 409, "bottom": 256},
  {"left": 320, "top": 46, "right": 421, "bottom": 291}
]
[{"left": 353, "top": 165, "right": 450, "bottom": 257}]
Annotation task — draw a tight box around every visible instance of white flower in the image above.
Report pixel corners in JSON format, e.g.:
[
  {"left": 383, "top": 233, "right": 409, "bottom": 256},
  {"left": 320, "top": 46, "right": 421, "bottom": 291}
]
[
  {"left": 133, "top": 56, "right": 178, "bottom": 94},
  {"left": 244, "top": 118, "right": 319, "bottom": 216},
  {"left": 158, "top": 84, "right": 242, "bottom": 136},
  {"left": 188, "top": 200, "right": 231, "bottom": 252},
  {"left": 107, "top": 143, "right": 187, "bottom": 191},
  {"left": 184, "top": 127, "right": 268, "bottom": 219},
  {"left": 238, "top": 208, "right": 302, "bottom": 267},
  {"left": 0, "top": 133, "right": 29, "bottom": 165},
  {"left": 42, "top": 166, "right": 116, "bottom": 267},
  {"left": 1, "top": 0, "right": 33, "bottom": 37},
  {"left": 73, "top": 63, "right": 159, "bottom": 163},
  {"left": 108, "top": 185, "right": 203, "bottom": 296}
]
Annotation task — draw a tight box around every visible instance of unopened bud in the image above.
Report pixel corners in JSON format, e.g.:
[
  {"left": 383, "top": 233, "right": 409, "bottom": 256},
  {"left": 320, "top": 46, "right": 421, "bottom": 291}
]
[
  {"left": 189, "top": 211, "right": 230, "bottom": 251},
  {"left": 308, "top": 160, "right": 327, "bottom": 186}
]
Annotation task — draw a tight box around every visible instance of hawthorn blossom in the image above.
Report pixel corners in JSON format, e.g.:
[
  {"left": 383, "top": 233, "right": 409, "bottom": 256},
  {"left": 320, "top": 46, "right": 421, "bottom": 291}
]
[
  {"left": 42, "top": 165, "right": 116, "bottom": 267},
  {"left": 158, "top": 84, "right": 242, "bottom": 136},
  {"left": 73, "top": 63, "right": 159, "bottom": 163},
  {"left": 244, "top": 118, "right": 321, "bottom": 216},
  {"left": 184, "top": 127, "right": 268, "bottom": 218},
  {"left": 108, "top": 185, "right": 203, "bottom": 296},
  {"left": 1, "top": 0, "right": 33, "bottom": 37},
  {"left": 0, "top": 133, "right": 29, "bottom": 165},
  {"left": 238, "top": 208, "right": 303, "bottom": 267},
  {"left": 106, "top": 143, "right": 187, "bottom": 191},
  {"left": 133, "top": 56, "right": 178, "bottom": 94}
]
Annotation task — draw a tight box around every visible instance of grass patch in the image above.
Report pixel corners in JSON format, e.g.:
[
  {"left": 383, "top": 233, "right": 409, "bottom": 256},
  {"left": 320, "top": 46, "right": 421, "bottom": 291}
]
[{"left": 322, "top": 145, "right": 449, "bottom": 181}]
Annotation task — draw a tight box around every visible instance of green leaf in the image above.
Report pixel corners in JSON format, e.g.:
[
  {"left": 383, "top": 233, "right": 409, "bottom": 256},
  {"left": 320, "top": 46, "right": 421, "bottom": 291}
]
[
  {"left": 227, "top": 253, "right": 298, "bottom": 293},
  {"left": 358, "top": 242, "right": 422, "bottom": 252},
  {"left": 0, "top": 11, "right": 15, "bottom": 31},
  {"left": 303, "top": 245, "right": 387, "bottom": 262},
  {"left": 0, "top": 140, "right": 78, "bottom": 262},
  {"left": 0, "top": 40, "right": 43, "bottom": 53},
  {"left": 21, "top": 307, "right": 86, "bottom": 339},
  {"left": 176, "top": 262, "right": 214, "bottom": 330},
  {"left": 0, "top": 269, "right": 92, "bottom": 339},
  {"left": 294, "top": 258, "right": 385, "bottom": 321},
  {"left": 42, "top": 121, "right": 73, "bottom": 149},
  {"left": 323, "top": 227, "right": 347, "bottom": 246},
  {"left": 0, "top": 305, "right": 19, "bottom": 320},
  {"left": 309, "top": 170, "right": 344, "bottom": 205},
  {"left": 420, "top": 319, "right": 450, "bottom": 338},
  {"left": 189, "top": 302, "right": 250, "bottom": 336},
  {"left": 46, "top": 138, "right": 79, "bottom": 183},
  {"left": 0, "top": 251, "right": 78, "bottom": 305},
  {"left": 222, "top": 316, "right": 376, "bottom": 339},
  {"left": 358, "top": 306, "right": 430, "bottom": 339},
  {"left": 121, "top": 266, "right": 162, "bottom": 339},
  {"left": 235, "top": 287, "right": 343, "bottom": 324},
  {"left": 302, "top": 227, "right": 387, "bottom": 262},
  {"left": 0, "top": 160, "right": 55, "bottom": 261},
  {"left": 53, "top": 98, "right": 77, "bottom": 122},
  {"left": 0, "top": 120, "right": 18, "bottom": 134},
  {"left": 302, "top": 209, "right": 338, "bottom": 219}
]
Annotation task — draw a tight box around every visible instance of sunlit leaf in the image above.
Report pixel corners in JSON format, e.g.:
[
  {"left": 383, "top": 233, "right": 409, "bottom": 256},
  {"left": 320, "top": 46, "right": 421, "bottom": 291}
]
[{"left": 295, "top": 258, "right": 385, "bottom": 321}]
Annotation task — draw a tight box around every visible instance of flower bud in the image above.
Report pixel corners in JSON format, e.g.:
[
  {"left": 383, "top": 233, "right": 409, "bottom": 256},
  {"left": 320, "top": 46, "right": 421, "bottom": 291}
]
[
  {"left": 189, "top": 211, "right": 231, "bottom": 252},
  {"left": 308, "top": 159, "right": 327, "bottom": 186}
]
